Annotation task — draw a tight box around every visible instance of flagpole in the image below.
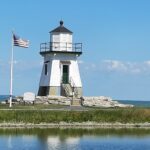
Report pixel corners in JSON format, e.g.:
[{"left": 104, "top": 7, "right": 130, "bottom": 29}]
[{"left": 9, "top": 33, "right": 14, "bottom": 107}]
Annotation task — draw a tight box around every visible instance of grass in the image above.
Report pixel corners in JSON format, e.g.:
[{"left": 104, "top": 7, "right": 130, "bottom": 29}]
[
  {"left": 0, "top": 103, "right": 69, "bottom": 109},
  {"left": 0, "top": 107, "right": 149, "bottom": 124}
]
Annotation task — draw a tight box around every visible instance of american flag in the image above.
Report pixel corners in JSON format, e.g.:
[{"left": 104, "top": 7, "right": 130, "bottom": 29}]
[{"left": 13, "top": 34, "right": 29, "bottom": 48}]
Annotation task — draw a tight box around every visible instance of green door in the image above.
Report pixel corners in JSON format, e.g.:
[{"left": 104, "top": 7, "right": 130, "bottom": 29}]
[{"left": 62, "top": 65, "right": 69, "bottom": 84}]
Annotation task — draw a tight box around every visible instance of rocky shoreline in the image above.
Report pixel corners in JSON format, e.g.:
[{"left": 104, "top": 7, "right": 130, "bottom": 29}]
[
  {"left": 6, "top": 95, "right": 133, "bottom": 108},
  {"left": 0, "top": 122, "right": 149, "bottom": 128},
  {"left": 81, "top": 96, "right": 134, "bottom": 108},
  {"left": 35, "top": 96, "right": 134, "bottom": 108}
]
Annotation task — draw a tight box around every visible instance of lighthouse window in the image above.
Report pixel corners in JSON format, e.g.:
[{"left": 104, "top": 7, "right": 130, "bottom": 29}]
[{"left": 45, "top": 64, "right": 48, "bottom": 75}]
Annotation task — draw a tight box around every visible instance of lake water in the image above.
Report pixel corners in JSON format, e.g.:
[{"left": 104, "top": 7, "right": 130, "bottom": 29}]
[
  {"left": 0, "top": 128, "right": 150, "bottom": 150},
  {"left": 118, "top": 100, "right": 150, "bottom": 108}
]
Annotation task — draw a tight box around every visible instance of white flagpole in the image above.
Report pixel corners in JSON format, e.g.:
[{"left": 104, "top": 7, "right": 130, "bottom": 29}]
[{"left": 9, "top": 33, "right": 14, "bottom": 107}]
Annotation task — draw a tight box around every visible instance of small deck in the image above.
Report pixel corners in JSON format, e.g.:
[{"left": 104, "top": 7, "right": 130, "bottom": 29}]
[{"left": 40, "top": 42, "right": 82, "bottom": 55}]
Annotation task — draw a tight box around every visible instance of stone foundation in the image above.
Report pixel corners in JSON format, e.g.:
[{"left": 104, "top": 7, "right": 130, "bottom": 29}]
[
  {"left": 38, "top": 86, "right": 82, "bottom": 98},
  {"left": 38, "top": 86, "right": 60, "bottom": 96}
]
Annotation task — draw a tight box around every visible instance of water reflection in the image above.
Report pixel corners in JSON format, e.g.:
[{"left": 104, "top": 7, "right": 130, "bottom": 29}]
[
  {"left": 47, "top": 136, "right": 61, "bottom": 149},
  {"left": 0, "top": 128, "right": 150, "bottom": 150},
  {"left": 8, "top": 135, "right": 12, "bottom": 149}
]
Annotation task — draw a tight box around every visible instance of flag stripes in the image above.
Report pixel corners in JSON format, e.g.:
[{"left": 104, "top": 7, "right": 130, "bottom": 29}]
[{"left": 13, "top": 34, "right": 29, "bottom": 48}]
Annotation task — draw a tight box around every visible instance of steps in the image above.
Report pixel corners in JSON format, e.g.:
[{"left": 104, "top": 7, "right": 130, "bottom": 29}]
[
  {"left": 62, "top": 84, "right": 73, "bottom": 97},
  {"left": 61, "top": 84, "right": 81, "bottom": 106},
  {"left": 71, "top": 98, "right": 81, "bottom": 106}
]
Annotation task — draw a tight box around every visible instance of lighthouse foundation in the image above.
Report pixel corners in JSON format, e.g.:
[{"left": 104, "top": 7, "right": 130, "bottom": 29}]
[
  {"left": 38, "top": 86, "right": 82, "bottom": 98},
  {"left": 38, "top": 86, "right": 60, "bottom": 96}
]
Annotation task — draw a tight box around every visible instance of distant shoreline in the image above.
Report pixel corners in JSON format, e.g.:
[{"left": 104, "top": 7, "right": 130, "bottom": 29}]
[{"left": 0, "top": 122, "right": 150, "bottom": 128}]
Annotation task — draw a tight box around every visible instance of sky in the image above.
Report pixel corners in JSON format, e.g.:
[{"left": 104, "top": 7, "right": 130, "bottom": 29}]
[{"left": 1, "top": 0, "right": 150, "bottom": 100}]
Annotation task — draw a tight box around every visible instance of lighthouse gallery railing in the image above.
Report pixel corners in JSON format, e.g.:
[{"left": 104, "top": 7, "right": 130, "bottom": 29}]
[{"left": 40, "top": 42, "right": 82, "bottom": 53}]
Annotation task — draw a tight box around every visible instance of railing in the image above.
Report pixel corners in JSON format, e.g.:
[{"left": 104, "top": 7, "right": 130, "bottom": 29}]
[
  {"left": 61, "top": 77, "right": 79, "bottom": 98},
  {"left": 61, "top": 84, "right": 73, "bottom": 97},
  {"left": 40, "top": 42, "right": 82, "bottom": 53},
  {"left": 69, "top": 77, "right": 79, "bottom": 98}
]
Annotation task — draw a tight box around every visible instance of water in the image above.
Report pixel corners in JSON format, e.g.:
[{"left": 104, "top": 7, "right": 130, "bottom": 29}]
[
  {"left": 0, "top": 95, "right": 11, "bottom": 101},
  {"left": 118, "top": 100, "right": 150, "bottom": 108},
  {"left": 0, "top": 95, "right": 15, "bottom": 101},
  {"left": 0, "top": 128, "right": 150, "bottom": 150}
]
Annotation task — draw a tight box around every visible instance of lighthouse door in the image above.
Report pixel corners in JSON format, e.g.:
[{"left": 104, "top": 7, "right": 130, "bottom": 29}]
[{"left": 62, "top": 65, "right": 69, "bottom": 84}]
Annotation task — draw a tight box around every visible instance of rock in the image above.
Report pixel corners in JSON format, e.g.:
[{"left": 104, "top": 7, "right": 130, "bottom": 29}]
[
  {"left": 34, "top": 96, "right": 71, "bottom": 105},
  {"left": 1, "top": 101, "right": 6, "bottom": 104},
  {"left": 43, "top": 101, "right": 49, "bottom": 105},
  {"left": 82, "top": 96, "right": 134, "bottom": 108},
  {"left": 9, "top": 95, "right": 133, "bottom": 108}
]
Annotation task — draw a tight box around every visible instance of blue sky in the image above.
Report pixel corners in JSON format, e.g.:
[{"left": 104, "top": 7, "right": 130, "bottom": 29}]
[{"left": 1, "top": 0, "right": 150, "bottom": 100}]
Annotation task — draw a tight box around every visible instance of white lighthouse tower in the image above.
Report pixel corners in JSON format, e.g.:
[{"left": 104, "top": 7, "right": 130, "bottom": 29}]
[{"left": 38, "top": 21, "right": 82, "bottom": 98}]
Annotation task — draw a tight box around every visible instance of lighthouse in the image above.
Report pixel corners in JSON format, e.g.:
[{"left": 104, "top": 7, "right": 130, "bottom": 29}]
[{"left": 38, "top": 21, "right": 82, "bottom": 98}]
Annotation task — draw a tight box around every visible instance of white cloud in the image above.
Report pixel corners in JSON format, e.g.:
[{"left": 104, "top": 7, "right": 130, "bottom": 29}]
[
  {"left": 1, "top": 60, "right": 42, "bottom": 72},
  {"left": 14, "top": 60, "right": 19, "bottom": 64},
  {"left": 3, "top": 58, "right": 150, "bottom": 75},
  {"left": 8, "top": 60, "right": 19, "bottom": 65},
  {"left": 144, "top": 60, "right": 150, "bottom": 66},
  {"left": 40, "top": 60, "right": 43, "bottom": 66},
  {"left": 78, "top": 60, "right": 84, "bottom": 64},
  {"left": 91, "top": 63, "right": 96, "bottom": 69},
  {"left": 81, "top": 59, "right": 150, "bottom": 75},
  {"left": 15, "top": 60, "right": 42, "bottom": 71},
  {"left": 102, "top": 60, "right": 146, "bottom": 74},
  {"left": 102, "top": 60, "right": 127, "bottom": 72},
  {"left": 0, "top": 60, "right": 3, "bottom": 66}
]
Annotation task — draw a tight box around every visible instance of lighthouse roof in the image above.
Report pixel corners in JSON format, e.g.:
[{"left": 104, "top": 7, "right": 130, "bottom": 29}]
[{"left": 50, "top": 21, "right": 73, "bottom": 34}]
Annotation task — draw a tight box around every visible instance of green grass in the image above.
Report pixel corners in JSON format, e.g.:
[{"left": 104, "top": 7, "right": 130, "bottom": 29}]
[
  {"left": 0, "top": 103, "right": 69, "bottom": 109},
  {"left": 0, "top": 108, "right": 149, "bottom": 124}
]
